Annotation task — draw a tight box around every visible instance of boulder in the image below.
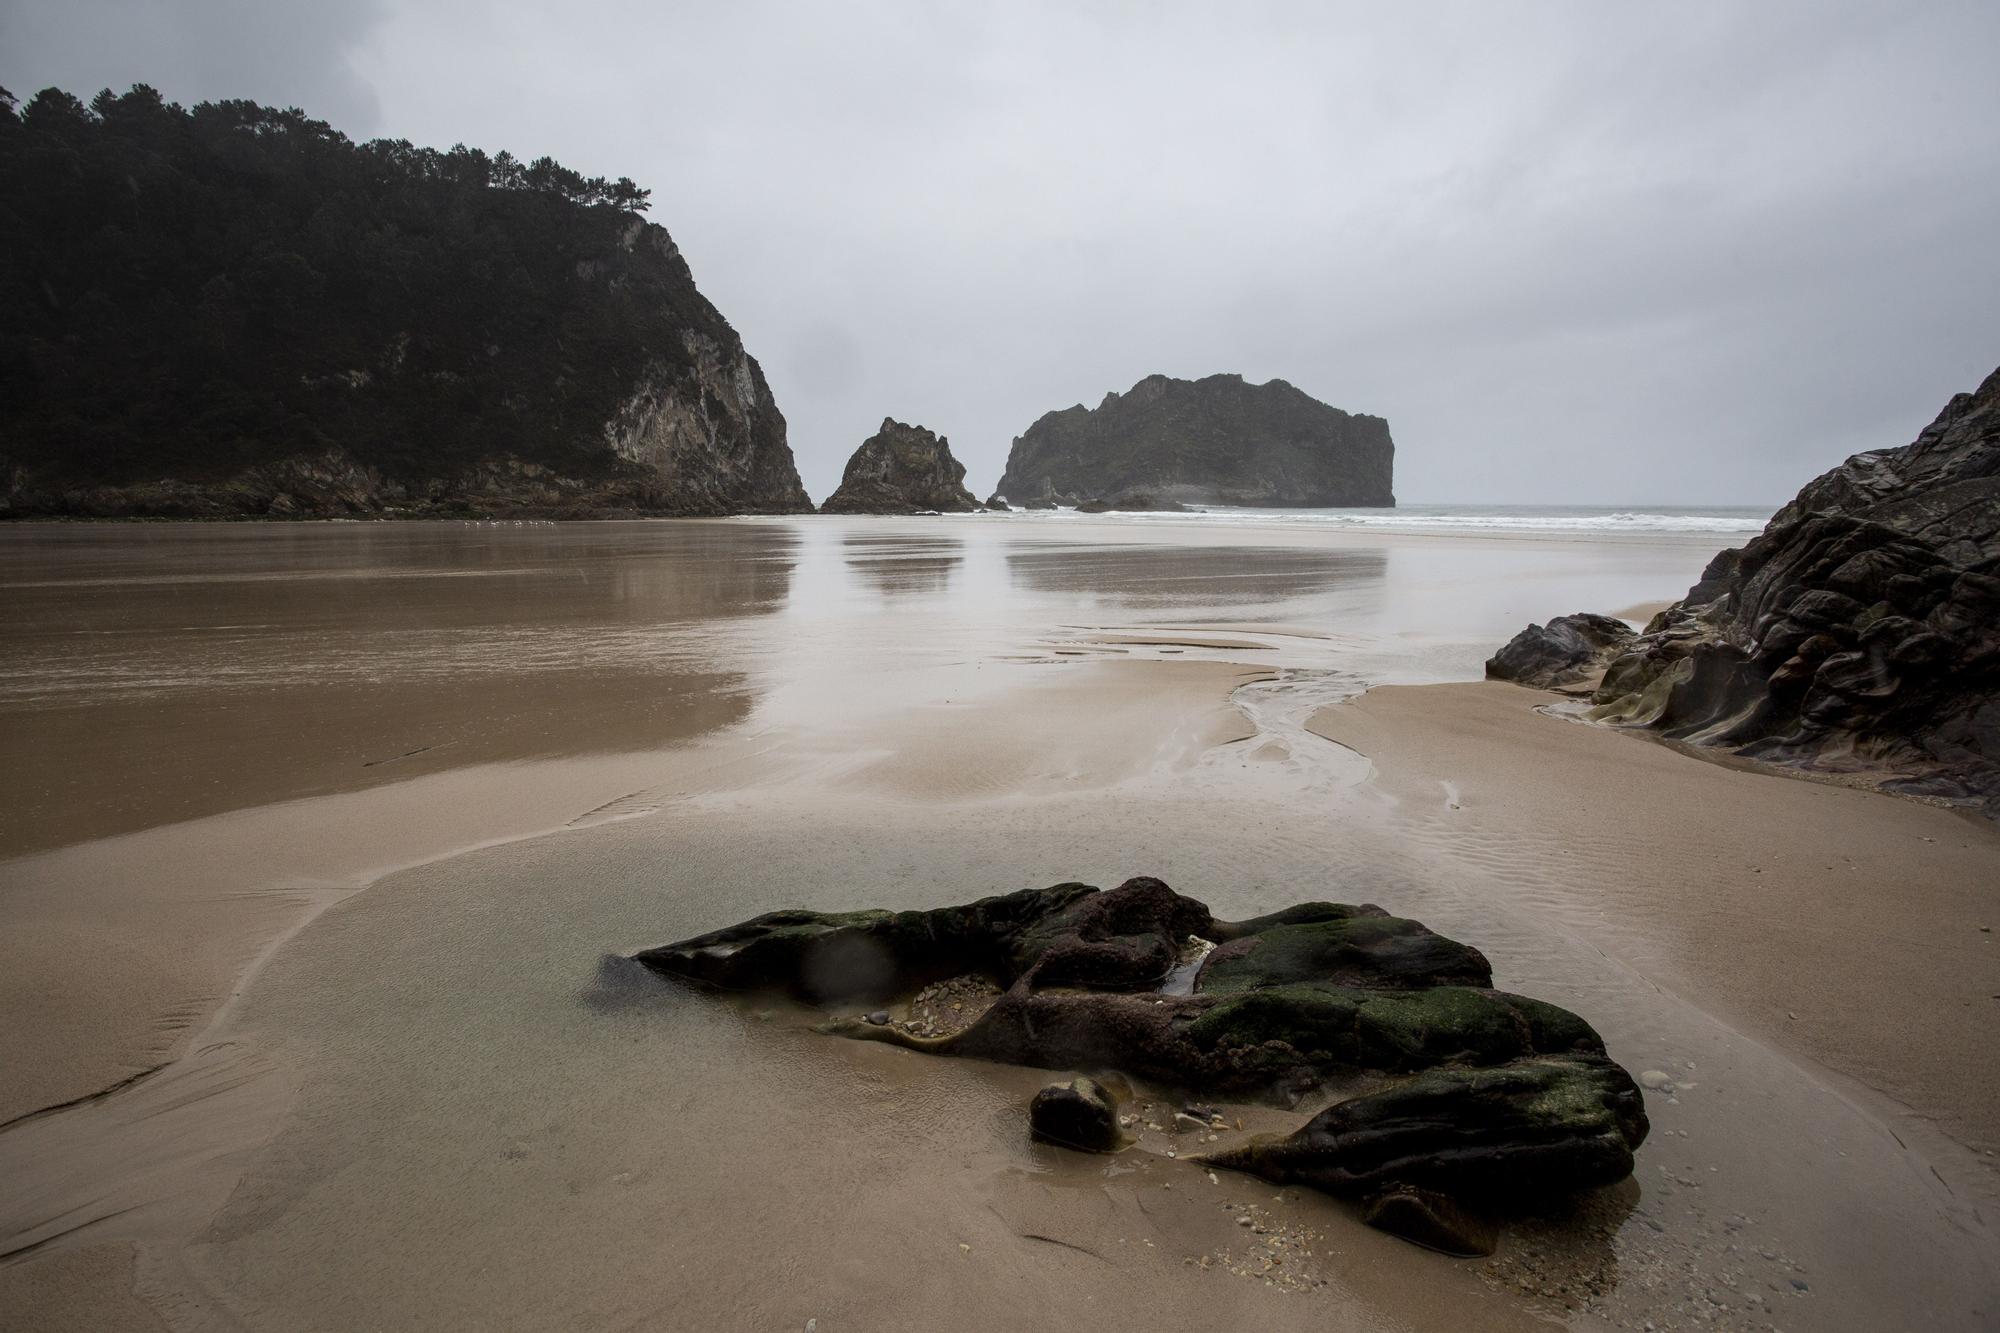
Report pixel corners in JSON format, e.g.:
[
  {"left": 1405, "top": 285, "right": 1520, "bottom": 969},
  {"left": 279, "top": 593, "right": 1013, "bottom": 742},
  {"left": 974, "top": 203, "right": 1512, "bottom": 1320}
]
[
  {"left": 1029, "top": 1077, "right": 1124, "bottom": 1152},
  {"left": 820, "top": 419, "right": 981, "bottom": 514},
  {"left": 633, "top": 877, "right": 1645, "bottom": 1236},
  {"left": 1069, "top": 493, "right": 1196, "bottom": 514},
  {"left": 641, "top": 879, "right": 1609, "bottom": 1095},
  {"left": 1485, "top": 613, "right": 1639, "bottom": 690}
]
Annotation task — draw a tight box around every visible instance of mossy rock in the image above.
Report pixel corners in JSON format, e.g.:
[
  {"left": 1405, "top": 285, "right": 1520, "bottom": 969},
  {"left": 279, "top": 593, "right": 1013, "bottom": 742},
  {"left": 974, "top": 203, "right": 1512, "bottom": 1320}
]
[
  {"left": 1195, "top": 916, "right": 1492, "bottom": 994},
  {"left": 1203, "top": 1053, "right": 1649, "bottom": 1200},
  {"left": 638, "top": 877, "right": 1649, "bottom": 1215},
  {"left": 1183, "top": 984, "right": 1602, "bottom": 1077}
]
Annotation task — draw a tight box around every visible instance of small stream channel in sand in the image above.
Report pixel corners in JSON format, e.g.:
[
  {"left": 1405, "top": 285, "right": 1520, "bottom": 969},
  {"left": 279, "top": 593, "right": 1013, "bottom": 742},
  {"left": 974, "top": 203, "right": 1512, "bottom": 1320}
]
[{"left": 3, "top": 516, "right": 1995, "bottom": 1331}]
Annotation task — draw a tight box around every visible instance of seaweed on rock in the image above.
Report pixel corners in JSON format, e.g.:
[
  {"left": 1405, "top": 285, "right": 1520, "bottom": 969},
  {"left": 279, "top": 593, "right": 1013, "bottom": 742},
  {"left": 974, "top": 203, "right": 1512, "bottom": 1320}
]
[{"left": 632, "top": 875, "right": 1647, "bottom": 1233}]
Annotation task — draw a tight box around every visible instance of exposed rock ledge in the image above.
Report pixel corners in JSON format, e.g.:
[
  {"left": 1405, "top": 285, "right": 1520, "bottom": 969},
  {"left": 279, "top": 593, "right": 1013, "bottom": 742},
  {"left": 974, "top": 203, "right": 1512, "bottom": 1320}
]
[{"left": 1489, "top": 366, "right": 2000, "bottom": 815}]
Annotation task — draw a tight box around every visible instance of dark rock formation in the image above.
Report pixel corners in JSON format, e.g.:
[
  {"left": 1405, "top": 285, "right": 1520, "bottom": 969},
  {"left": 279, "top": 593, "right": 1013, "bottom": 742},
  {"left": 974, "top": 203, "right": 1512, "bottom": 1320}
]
[
  {"left": 820, "top": 420, "right": 981, "bottom": 514},
  {"left": 1485, "top": 613, "right": 1640, "bottom": 690},
  {"left": 984, "top": 496, "right": 1012, "bottom": 511},
  {"left": 1516, "top": 368, "right": 2000, "bottom": 813},
  {"left": 1203, "top": 1054, "right": 1647, "bottom": 1201},
  {"left": 1362, "top": 1188, "right": 1499, "bottom": 1257},
  {"left": 635, "top": 878, "right": 1206, "bottom": 1005},
  {"left": 1029, "top": 1077, "right": 1124, "bottom": 1152},
  {"left": 1194, "top": 913, "right": 1493, "bottom": 993},
  {"left": 994, "top": 373, "right": 1395, "bottom": 509},
  {"left": 1073, "top": 494, "right": 1195, "bottom": 514},
  {"left": 635, "top": 876, "right": 1646, "bottom": 1223},
  {"left": 0, "top": 86, "right": 813, "bottom": 520}
]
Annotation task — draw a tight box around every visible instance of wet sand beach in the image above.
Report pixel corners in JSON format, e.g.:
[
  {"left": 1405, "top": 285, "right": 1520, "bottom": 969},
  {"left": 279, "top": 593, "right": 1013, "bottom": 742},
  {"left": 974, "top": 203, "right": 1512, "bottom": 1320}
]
[{"left": 3, "top": 515, "right": 1996, "bottom": 1332}]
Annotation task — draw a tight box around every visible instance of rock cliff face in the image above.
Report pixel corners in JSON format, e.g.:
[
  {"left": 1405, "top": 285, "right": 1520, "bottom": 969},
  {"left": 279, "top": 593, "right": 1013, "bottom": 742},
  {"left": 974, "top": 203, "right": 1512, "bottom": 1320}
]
[
  {"left": 820, "top": 419, "right": 980, "bottom": 514},
  {"left": 1493, "top": 367, "right": 2000, "bottom": 814},
  {"left": 993, "top": 373, "right": 1394, "bottom": 508},
  {"left": 0, "top": 90, "right": 813, "bottom": 519}
]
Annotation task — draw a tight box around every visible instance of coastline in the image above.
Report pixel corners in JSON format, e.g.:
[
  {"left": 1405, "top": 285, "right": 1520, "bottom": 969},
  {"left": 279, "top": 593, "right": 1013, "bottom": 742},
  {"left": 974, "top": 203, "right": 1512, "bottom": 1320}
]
[{"left": 5, "top": 516, "right": 1994, "bottom": 1331}]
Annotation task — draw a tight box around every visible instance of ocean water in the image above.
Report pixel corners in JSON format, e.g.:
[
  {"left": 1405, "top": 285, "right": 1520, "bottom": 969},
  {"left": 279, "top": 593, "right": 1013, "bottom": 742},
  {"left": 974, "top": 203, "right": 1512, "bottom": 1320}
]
[{"left": 1057, "top": 502, "right": 1775, "bottom": 535}]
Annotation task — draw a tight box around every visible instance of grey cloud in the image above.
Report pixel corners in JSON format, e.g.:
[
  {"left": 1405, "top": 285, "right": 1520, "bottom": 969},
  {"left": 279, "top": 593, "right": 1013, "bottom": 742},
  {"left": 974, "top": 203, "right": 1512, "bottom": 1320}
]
[
  {"left": 5, "top": 0, "right": 1996, "bottom": 504},
  {"left": 1, "top": 0, "right": 386, "bottom": 133}
]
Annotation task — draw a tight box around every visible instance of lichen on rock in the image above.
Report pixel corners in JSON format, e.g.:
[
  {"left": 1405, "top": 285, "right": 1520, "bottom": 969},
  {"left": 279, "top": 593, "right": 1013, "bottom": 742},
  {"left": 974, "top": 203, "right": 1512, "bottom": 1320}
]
[{"left": 632, "top": 876, "right": 1647, "bottom": 1230}]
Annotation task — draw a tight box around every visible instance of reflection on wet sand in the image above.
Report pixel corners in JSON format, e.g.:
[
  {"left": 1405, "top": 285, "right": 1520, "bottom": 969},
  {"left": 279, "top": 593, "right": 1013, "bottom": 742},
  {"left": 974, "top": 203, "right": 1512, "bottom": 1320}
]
[
  {"left": 841, "top": 532, "right": 964, "bottom": 598},
  {"left": 15, "top": 515, "right": 1976, "bottom": 1333},
  {"left": 0, "top": 522, "right": 800, "bottom": 853},
  {"left": 1006, "top": 544, "right": 1388, "bottom": 614}
]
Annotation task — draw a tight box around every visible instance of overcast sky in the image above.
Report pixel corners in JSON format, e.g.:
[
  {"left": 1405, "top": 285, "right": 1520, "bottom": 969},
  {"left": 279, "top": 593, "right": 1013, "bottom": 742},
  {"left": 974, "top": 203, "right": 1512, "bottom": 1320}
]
[{"left": 5, "top": 1, "right": 1997, "bottom": 505}]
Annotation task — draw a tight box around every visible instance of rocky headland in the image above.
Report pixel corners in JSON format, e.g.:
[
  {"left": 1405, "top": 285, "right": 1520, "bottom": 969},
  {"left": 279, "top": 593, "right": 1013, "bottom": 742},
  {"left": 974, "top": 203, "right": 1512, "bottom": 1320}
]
[
  {"left": 634, "top": 875, "right": 1647, "bottom": 1253},
  {"left": 819, "top": 419, "right": 981, "bottom": 514},
  {"left": 993, "top": 373, "right": 1395, "bottom": 509},
  {"left": 0, "top": 87, "right": 813, "bottom": 520},
  {"left": 1489, "top": 365, "right": 2000, "bottom": 814}
]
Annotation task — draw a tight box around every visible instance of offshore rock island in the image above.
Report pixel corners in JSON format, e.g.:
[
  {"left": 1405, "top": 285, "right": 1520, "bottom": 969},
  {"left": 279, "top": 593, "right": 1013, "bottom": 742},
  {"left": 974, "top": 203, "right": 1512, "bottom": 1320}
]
[
  {"left": 995, "top": 373, "right": 1396, "bottom": 509},
  {"left": 820, "top": 419, "right": 981, "bottom": 514},
  {"left": 0, "top": 89, "right": 812, "bottom": 519}
]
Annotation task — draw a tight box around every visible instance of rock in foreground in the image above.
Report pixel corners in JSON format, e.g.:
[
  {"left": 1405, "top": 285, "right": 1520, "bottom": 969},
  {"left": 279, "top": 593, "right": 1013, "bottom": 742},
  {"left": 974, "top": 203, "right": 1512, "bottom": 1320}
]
[
  {"left": 1029, "top": 1077, "right": 1124, "bottom": 1152},
  {"left": 994, "top": 373, "right": 1395, "bottom": 509},
  {"left": 1485, "top": 613, "right": 1639, "bottom": 690},
  {"left": 1202, "top": 1054, "right": 1648, "bottom": 1200},
  {"left": 633, "top": 877, "right": 1646, "bottom": 1223},
  {"left": 1362, "top": 1188, "right": 1500, "bottom": 1257},
  {"left": 820, "top": 419, "right": 981, "bottom": 514}
]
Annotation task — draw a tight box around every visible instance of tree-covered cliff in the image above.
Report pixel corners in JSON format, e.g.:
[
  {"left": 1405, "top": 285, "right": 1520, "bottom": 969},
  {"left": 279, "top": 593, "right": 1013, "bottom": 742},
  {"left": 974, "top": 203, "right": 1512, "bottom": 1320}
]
[{"left": 0, "top": 84, "right": 812, "bottom": 517}]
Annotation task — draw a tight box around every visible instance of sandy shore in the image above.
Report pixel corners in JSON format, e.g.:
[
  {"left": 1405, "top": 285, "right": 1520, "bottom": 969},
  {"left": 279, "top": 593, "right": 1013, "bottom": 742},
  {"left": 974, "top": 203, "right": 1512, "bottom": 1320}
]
[
  {"left": 5, "top": 517, "right": 1995, "bottom": 1332},
  {"left": 1308, "top": 683, "right": 2000, "bottom": 1165}
]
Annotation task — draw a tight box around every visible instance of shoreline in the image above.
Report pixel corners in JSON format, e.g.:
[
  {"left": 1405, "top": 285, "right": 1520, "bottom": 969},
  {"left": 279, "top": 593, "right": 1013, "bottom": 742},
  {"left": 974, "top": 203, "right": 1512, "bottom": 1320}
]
[
  {"left": 1308, "top": 682, "right": 2000, "bottom": 1172},
  {"left": 8, "top": 519, "right": 1992, "bottom": 1331}
]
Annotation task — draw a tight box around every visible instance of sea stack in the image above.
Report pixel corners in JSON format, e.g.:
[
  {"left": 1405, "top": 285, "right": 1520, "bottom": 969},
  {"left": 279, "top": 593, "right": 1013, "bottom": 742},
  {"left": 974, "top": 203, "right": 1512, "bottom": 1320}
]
[
  {"left": 993, "top": 373, "right": 1394, "bottom": 508},
  {"left": 820, "top": 419, "right": 981, "bottom": 514}
]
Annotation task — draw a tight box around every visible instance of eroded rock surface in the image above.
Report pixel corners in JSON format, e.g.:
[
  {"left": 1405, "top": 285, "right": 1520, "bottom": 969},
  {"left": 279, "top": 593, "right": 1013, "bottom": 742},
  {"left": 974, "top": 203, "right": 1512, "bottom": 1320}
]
[
  {"left": 633, "top": 876, "right": 1647, "bottom": 1223},
  {"left": 1203, "top": 1054, "right": 1647, "bottom": 1200},
  {"left": 820, "top": 419, "right": 980, "bottom": 514},
  {"left": 1495, "top": 367, "right": 2000, "bottom": 814},
  {"left": 1485, "top": 613, "right": 1638, "bottom": 690}
]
